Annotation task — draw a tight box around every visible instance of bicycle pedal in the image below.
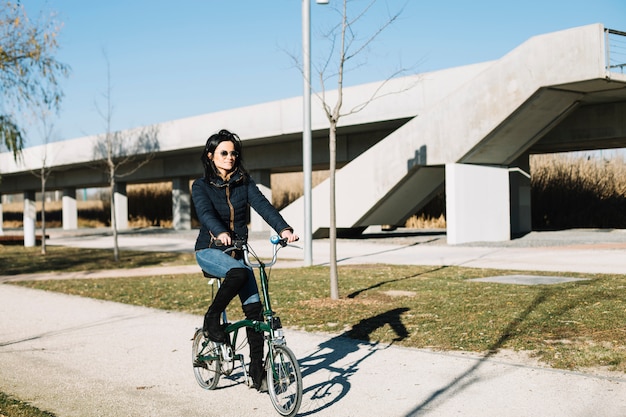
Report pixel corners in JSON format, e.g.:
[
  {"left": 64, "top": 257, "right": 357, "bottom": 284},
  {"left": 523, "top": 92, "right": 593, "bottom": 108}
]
[{"left": 193, "top": 359, "right": 208, "bottom": 369}]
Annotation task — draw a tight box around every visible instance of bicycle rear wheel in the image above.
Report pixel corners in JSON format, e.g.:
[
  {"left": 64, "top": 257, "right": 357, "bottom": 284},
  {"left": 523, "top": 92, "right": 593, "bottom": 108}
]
[
  {"left": 266, "top": 344, "right": 302, "bottom": 417},
  {"left": 192, "top": 328, "right": 221, "bottom": 390}
]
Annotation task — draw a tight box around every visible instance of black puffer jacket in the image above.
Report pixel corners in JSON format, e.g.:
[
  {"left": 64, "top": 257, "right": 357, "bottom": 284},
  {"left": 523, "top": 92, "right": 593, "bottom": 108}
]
[{"left": 192, "top": 169, "right": 292, "bottom": 251}]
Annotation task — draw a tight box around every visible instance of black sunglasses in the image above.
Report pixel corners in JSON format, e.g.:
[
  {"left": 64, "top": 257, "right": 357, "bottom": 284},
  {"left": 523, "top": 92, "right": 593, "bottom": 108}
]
[{"left": 218, "top": 150, "right": 239, "bottom": 158}]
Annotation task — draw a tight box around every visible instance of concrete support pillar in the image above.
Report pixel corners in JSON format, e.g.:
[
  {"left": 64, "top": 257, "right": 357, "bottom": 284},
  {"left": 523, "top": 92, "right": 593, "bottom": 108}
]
[
  {"left": 249, "top": 170, "right": 272, "bottom": 233},
  {"left": 445, "top": 163, "right": 511, "bottom": 244},
  {"left": 114, "top": 182, "right": 128, "bottom": 230},
  {"left": 62, "top": 188, "right": 78, "bottom": 230},
  {"left": 23, "top": 191, "right": 36, "bottom": 247},
  {"left": 509, "top": 154, "right": 532, "bottom": 238},
  {"left": 172, "top": 177, "right": 191, "bottom": 230},
  {"left": 0, "top": 193, "right": 4, "bottom": 236}
]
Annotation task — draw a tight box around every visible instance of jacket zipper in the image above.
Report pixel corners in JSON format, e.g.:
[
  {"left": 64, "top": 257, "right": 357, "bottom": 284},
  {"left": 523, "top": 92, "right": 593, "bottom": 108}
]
[{"left": 225, "top": 185, "right": 235, "bottom": 232}]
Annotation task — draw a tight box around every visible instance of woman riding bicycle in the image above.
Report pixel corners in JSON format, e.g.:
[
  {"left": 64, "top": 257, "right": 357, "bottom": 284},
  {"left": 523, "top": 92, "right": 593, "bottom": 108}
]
[{"left": 192, "top": 129, "right": 298, "bottom": 391}]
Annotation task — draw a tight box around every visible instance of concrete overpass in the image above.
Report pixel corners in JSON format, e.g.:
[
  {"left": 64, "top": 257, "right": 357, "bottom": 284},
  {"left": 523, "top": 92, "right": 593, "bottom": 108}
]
[{"left": 1, "top": 23, "right": 626, "bottom": 245}]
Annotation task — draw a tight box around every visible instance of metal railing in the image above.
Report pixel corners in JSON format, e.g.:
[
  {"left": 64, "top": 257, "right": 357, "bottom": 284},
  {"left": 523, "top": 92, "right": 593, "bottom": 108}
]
[{"left": 605, "top": 28, "right": 626, "bottom": 73}]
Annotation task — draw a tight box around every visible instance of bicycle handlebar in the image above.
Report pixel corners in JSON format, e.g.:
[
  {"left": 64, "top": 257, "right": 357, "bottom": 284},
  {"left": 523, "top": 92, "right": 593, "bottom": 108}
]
[{"left": 222, "top": 235, "right": 297, "bottom": 269}]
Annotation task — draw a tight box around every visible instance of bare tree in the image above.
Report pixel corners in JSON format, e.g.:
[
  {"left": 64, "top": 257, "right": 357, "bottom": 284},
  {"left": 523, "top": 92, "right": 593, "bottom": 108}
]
[
  {"left": 29, "top": 109, "right": 59, "bottom": 255},
  {"left": 311, "top": 0, "right": 411, "bottom": 299},
  {"left": 93, "top": 54, "right": 160, "bottom": 262}
]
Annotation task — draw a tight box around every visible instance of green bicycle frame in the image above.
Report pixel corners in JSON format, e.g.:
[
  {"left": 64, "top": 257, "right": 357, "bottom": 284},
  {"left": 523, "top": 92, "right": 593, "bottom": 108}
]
[
  {"left": 200, "top": 256, "right": 280, "bottom": 358},
  {"left": 225, "top": 259, "right": 279, "bottom": 344}
]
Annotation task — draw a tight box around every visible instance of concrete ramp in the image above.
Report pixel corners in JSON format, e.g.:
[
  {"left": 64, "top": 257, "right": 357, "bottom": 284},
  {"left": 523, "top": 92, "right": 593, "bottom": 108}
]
[{"left": 282, "top": 23, "right": 623, "bottom": 240}]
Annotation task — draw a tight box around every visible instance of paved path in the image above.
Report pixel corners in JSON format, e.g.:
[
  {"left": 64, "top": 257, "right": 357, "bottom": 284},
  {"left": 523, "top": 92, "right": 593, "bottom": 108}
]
[
  {"left": 1, "top": 285, "right": 625, "bottom": 417},
  {"left": 1, "top": 227, "right": 626, "bottom": 416},
  {"left": 3, "top": 228, "right": 626, "bottom": 282}
]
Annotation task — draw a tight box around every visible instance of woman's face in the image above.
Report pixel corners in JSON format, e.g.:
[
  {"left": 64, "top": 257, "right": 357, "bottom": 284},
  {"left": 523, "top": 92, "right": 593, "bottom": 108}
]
[{"left": 210, "top": 140, "right": 238, "bottom": 176}]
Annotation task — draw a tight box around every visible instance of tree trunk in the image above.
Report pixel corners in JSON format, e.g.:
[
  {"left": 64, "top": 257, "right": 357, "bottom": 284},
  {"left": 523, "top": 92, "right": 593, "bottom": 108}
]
[
  {"left": 110, "top": 169, "right": 119, "bottom": 262},
  {"left": 329, "top": 120, "right": 339, "bottom": 300},
  {"left": 40, "top": 166, "right": 46, "bottom": 255}
]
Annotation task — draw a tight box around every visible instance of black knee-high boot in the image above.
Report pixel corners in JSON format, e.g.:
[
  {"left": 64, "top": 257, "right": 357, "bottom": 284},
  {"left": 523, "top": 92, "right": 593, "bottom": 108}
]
[
  {"left": 203, "top": 268, "right": 248, "bottom": 343},
  {"left": 243, "top": 301, "right": 265, "bottom": 390}
]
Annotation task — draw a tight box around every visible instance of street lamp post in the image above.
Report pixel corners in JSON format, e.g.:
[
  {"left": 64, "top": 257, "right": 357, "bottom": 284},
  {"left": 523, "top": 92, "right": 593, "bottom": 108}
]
[
  {"left": 302, "top": 0, "right": 312, "bottom": 266},
  {"left": 302, "top": 0, "right": 327, "bottom": 266}
]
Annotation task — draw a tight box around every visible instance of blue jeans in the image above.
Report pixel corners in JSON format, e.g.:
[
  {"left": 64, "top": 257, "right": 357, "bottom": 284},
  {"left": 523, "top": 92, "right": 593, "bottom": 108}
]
[{"left": 195, "top": 248, "right": 260, "bottom": 305}]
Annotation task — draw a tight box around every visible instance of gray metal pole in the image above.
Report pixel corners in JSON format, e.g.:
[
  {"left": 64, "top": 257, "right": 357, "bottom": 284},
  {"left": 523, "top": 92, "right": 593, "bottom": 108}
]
[{"left": 302, "top": 0, "right": 313, "bottom": 266}]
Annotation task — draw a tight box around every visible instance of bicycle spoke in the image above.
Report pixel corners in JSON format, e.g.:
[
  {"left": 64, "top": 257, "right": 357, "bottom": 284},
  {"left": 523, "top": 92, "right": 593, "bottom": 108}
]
[
  {"left": 267, "top": 345, "right": 302, "bottom": 417},
  {"left": 192, "top": 329, "right": 221, "bottom": 390}
]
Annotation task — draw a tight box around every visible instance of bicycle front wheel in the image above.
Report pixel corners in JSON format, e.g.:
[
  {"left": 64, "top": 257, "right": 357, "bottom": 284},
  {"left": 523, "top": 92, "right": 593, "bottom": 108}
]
[
  {"left": 192, "top": 328, "right": 221, "bottom": 390},
  {"left": 267, "top": 344, "right": 302, "bottom": 417}
]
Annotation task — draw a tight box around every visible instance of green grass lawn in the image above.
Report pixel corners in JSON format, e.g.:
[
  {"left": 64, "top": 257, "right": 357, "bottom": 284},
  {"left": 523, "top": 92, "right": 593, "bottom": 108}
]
[
  {"left": 0, "top": 245, "right": 195, "bottom": 276},
  {"left": 4, "top": 245, "right": 625, "bottom": 373},
  {"left": 2, "top": 244, "right": 625, "bottom": 416},
  {"left": 0, "top": 392, "right": 56, "bottom": 417}
]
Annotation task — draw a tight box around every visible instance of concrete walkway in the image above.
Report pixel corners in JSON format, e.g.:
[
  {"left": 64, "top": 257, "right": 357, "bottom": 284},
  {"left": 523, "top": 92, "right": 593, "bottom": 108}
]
[
  {"left": 1, "top": 227, "right": 626, "bottom": 416},
  {"left": 4, "top": 227, "right": 626, "bottom": 281},
  {"left": 1, "top": 285, "right": 625, "bottom": 417}
]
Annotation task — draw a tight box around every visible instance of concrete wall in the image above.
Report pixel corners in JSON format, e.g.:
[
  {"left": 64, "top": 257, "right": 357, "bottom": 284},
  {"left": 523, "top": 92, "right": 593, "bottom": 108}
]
[{"left": 445, "top": 164, "right": 511, "bottom": 244}]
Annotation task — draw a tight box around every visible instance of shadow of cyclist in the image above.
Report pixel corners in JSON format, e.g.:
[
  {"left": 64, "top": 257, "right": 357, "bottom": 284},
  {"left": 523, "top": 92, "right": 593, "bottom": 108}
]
[
  {"left": 297, "top": 307, "right": 410, "bottom": 416},
  {"left": 345, "top": 307, "right": 410, "bottom": 342}
]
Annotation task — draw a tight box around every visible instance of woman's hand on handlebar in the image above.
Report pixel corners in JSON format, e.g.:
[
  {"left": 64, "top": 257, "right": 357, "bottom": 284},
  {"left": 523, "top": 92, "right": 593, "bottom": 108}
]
[
  {"left": 217, "top": 232, "right": 232, "bottom": 246},
  {"left": 280, "top": 229, "right": 299, "bottom": 243}
]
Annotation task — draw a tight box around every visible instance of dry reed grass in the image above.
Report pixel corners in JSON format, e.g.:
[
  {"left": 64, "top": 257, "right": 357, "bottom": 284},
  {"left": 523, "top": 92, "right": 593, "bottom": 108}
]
[
  {"left": 405, "top": 213, "right": 446, "bottom": 229},
  {"left": 271, "top": 171, "right": 329, "bottom": 210},
  {"left": 2, "top": 200, "right": 106, "bottom": 228},
  {"left": 531, "top": 153, "right": 626, "bottom": 229},
  {"left": 2, "top": 154, "right": 625, "bottom": 230},
  {"left": 127, "top": 182, "right": 173, "bottom": 228}
]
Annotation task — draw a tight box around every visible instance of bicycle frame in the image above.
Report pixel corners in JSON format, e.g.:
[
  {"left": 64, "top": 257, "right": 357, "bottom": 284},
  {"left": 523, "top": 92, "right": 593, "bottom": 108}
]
[
  {"left": 197, "top": 237, "right": 287, "bottom": 363},
  {"left": 230, "top": 237, "right": 285, "bottom": 341},
  {"left": 223, "top": 275, "right": 281, "bottom": 345}
]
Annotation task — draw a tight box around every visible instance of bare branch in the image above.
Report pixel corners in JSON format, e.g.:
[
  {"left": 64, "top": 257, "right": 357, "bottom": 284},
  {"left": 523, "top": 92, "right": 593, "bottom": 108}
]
[
  {"left": 344, "top": 1, "right": 404, "bottom": 62},
  {"left": 342, "top": 69, "right": 421, "bottom": 117},
  {"left": 90, "top": 51, "right": 161, "bottom": 261}
]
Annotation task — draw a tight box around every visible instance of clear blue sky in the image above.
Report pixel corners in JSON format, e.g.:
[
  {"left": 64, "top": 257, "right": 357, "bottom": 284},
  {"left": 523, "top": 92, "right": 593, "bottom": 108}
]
[{"left": 21, "top": 0, "right": 626, "bottom": 147}]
